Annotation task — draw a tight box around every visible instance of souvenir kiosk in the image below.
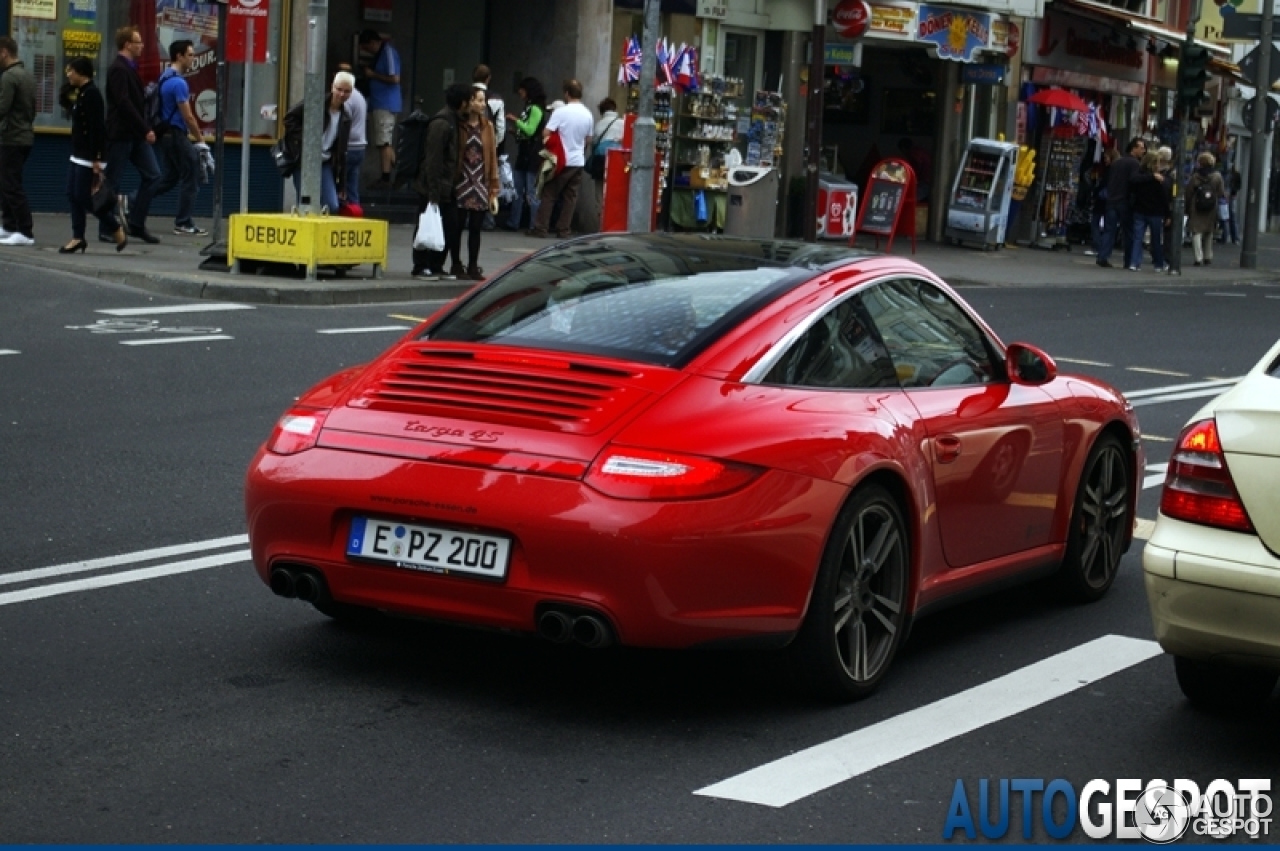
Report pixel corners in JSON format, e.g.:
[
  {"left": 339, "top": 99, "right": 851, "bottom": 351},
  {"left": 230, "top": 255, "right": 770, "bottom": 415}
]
[{"left": 945, "top": 139, "right": 1019, "bottom": 249}]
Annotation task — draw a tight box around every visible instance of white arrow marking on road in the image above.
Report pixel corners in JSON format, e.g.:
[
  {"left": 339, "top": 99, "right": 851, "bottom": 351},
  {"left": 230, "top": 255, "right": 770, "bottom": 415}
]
[
  {"left": 694, "top": 634, "right": 1163, "bottom": 808},
  {"left": 316, "top": 326, "right": 412, "bottom": 335},
  {"left": 97, "top": 304, "right": 255, "bottom": 316},
  {"left": 0, "top": 534, "right": 248, "bottom": 587},
  {"left": 119, "top": 335, "right": 234, "bottom": 346},
  {"left": 0, "top": 551, "right": 251, "bottom": 607}
]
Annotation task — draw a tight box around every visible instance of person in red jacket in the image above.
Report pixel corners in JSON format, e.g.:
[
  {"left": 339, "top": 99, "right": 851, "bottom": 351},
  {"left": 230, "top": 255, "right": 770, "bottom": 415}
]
[{"left": 99, "top": 26, "right": 162, "bottom": 244}]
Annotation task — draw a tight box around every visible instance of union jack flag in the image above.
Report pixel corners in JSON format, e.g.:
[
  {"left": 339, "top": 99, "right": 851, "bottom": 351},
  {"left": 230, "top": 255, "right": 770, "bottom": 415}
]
[{"left": 618, "top": 35, "right": 641, "bottom": 84}]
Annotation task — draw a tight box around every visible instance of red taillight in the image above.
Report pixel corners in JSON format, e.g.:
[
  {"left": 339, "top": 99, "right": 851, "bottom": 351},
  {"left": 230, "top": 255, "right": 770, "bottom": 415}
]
[
  {"left": 584, "top": 446, "right": 762, "bottom": 500},
  {"left": 1160, "top": 418, "right": 1255, "bottom": 532},
  {"left": 266, "top": 407, "right": 329, "bottom": 455}
]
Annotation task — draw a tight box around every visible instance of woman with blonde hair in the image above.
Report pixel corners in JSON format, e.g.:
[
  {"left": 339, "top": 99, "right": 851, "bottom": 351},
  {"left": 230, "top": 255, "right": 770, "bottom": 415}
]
[{"left": 1186, "top": 151, "right": 1225, "bottom": 266}]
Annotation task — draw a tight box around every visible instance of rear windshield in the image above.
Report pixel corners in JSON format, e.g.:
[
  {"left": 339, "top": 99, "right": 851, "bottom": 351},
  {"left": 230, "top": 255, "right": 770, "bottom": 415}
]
[{"left": 425, "top": 234, "right": 872, "bottom": 366}]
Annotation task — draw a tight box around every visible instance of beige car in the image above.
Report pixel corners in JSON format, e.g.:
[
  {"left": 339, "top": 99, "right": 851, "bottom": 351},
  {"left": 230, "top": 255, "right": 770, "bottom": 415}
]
[{"left": 1144, "top": 338, "right": 1280, "bottom": 707}]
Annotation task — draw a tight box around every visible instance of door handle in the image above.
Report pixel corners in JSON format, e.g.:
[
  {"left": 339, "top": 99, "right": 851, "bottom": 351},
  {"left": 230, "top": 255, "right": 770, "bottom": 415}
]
[{"left": 935, "top": 434, "right": 962, "bottom": 464}]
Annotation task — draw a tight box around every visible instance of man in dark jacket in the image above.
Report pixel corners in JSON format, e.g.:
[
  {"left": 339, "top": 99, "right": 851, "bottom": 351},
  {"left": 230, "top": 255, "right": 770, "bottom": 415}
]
[
  {"left": 101, "top": 25, "right": 162, "bottom": 244},
  {"left": 411, "top": 83, "right": 469, "bottom": 280},
  {"left": 1094, "top": 136, "right": 1145, "bottom": 268},
  {"left": 0, "top": 36, "right": 36, "bottom": 245}
]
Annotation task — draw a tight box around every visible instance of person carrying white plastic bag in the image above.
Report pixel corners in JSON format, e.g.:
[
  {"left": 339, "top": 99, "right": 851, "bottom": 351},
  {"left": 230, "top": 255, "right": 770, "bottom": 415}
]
[
  {"left": 410, "top": 84, "right": 469, "bottom": 280},
  {"left": 414, "top": 202, "right": 444, "bottom": 251}
]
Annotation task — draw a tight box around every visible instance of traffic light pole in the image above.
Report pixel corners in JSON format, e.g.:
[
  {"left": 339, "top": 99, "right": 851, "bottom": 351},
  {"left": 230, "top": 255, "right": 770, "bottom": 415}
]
[{"left": 1241, "top": 0, "right": 1274, "bottom": 268}]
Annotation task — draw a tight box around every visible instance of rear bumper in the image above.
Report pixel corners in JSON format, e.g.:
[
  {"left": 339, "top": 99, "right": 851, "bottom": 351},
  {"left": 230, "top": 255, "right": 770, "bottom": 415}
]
[
  {"left": 1142, "top": 515, "right": 1280, "bottom": 669},
  {"left": 246, "top": 446, "right": 847, "bottom": 647}
]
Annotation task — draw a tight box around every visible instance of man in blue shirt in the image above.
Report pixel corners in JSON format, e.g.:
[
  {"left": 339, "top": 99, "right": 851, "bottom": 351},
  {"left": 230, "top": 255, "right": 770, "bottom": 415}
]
[
  {"left": 359, "top": 30, "right": 401, "bottom": 187},
  {"left": 152, "top": 39, "right": 208, "bottom": 235}
]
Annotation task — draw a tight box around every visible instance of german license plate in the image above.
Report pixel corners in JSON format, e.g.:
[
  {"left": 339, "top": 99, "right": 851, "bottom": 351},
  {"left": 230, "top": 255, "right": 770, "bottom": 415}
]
[{"left": 346, "top": 516, "right": 511, "bottom": 580}]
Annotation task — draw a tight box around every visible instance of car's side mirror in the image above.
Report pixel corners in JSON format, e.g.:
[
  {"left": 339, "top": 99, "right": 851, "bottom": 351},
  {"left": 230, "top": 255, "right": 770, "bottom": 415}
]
[{"left": 1006, "top": 342, "right": 1057, "bottom": 385}]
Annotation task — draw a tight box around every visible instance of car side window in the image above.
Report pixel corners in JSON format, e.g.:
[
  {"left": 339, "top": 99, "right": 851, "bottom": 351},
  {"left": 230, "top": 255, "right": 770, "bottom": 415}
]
[
  {"left": 762, "top": 295, "right": 899, "bottom": 389},
  {"left": 860, "top": 279, "right": 999, "bottom": 389}
]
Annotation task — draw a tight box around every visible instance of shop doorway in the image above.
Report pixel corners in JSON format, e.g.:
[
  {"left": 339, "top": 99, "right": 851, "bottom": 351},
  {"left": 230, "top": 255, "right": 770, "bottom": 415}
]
[{"left": 721, "top": 29, "right": 762, "bottom": 92}]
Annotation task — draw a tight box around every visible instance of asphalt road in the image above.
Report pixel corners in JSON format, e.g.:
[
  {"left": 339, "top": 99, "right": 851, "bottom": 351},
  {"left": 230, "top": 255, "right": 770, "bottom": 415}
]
[{"left": 1, "top": 264, "right": 1276, "bottom": 843}]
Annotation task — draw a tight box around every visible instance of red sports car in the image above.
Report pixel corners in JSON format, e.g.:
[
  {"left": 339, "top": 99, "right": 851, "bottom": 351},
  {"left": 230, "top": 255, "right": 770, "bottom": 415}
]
[{"left": 246, "top": 234, "right": 1141, "bottom": 699}]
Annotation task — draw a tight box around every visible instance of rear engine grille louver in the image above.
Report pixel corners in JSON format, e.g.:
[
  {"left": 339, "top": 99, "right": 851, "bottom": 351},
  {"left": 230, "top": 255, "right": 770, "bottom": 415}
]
[{"left": 357, "top": 347, "right": 645, "bottom": 428}]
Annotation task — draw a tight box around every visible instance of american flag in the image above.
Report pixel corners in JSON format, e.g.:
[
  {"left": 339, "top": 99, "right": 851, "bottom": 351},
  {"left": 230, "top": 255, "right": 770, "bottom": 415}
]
[
  {"left": 618, "top": 35, "right": 641, "bottom": 84},
  {"left": 656, "top": 37, "right": 674, "bottom": 86}
]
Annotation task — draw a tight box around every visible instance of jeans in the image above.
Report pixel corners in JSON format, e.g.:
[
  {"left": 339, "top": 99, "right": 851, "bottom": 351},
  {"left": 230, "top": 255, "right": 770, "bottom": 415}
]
[
  {"left": 1096, "top": 203, "right": 1132, "bottom": 265},
  {"left": 505, "top": 168, "right": 539, "bottom": 229},
  {"left": 531, "top": 166, "right": 583, "bottom": 235},
  {"left": 0, "top": 144, "right": 33, "bottom": 237},
  {"left": 1128, "top": 213, "right": 1164, "bottom": 269},
  {"left": 102, "top": 136, "right": 161, "bottom": 234},
  {"left": 345, "top": 146, "right": 366, "bottom": 205},
  {"left": 1089, "top": 207, "right": 1105, "bottom": 253},
  {"left": 66, "top": 163, "right": 120, "bottom": 240},
  {"left": 153, "top": 131, "right": 199, "bottom": 227},
  {"left": 291, "top": 161, "right": 340, "bottom": 213}
]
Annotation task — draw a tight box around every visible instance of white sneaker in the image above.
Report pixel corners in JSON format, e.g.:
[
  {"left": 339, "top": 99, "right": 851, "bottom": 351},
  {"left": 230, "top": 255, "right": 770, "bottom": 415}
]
[
  {"left": 0, "top": 232, "right": 34, "bottom": 246},
  {"left": 0, "top": 227, "right": 12, "bottom": 239}
]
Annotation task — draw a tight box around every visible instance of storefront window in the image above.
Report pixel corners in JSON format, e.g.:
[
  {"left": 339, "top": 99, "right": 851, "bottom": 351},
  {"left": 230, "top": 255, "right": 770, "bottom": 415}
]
[
  {"left": 824, "top": 66, "right": 870, "bottom": 125},
  {"left": 12, "top": 0, "right": 282, "bottom": 139}
]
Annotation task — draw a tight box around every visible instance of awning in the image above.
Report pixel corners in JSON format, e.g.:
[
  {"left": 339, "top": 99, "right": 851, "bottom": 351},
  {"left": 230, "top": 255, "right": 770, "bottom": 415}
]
[{"left": 1061, "top": 0, "right": 1232, "bottom": 56}]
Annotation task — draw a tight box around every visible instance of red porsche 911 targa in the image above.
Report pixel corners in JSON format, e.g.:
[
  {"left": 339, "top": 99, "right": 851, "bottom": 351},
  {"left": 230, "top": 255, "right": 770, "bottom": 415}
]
[{"left": 246, "top": 234, "right": 1142, "bottom": 699}]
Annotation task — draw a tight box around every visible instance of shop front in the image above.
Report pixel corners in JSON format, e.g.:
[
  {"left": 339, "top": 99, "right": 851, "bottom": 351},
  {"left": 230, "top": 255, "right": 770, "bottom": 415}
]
[{"left": 7, "top": 0, "right": 289, "bottom": 215}]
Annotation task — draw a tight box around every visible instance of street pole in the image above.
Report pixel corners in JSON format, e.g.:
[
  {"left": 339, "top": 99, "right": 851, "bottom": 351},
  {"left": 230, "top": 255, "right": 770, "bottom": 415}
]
[
  {"left": 1241, "top": 0, "right": 1274, "bottom": 268},
  {"left": 299, "top": 0, "right": 328, "bottom": 220},
  {"left": 802, "top": 0, "right": 825, "bottom": 242},
  {"left": 626, "top": 0, "right": 660, "bottom": 233},
  {"left": 1169, "top": 6, "right": 1200, "bottom": 275},
  {"left": 202, "top": 0, "right": 230, "bottom": 257}
]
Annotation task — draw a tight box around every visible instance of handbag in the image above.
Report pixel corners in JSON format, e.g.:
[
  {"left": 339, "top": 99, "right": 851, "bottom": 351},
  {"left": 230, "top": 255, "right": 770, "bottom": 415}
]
[
  {"left": 89, "top": 171, "right": 117, "bottom": 217},
  {"left": 586, "top": 117, "right": 621, "bottom": 181},
  {"left": 1217, "top": 197, "right": 1230, "bottom": 222},
  {"left": 271, "top": 138, "right": 298, "bottom": 178},
  {"left": 413, "top": 203, "right": 445, "bottom": 252}
]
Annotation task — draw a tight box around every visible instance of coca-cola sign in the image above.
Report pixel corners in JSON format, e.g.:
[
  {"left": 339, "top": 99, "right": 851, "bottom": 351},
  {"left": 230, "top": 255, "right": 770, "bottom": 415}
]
[{"left": 833, "top": 0, "right": 872, "bottom": 40}]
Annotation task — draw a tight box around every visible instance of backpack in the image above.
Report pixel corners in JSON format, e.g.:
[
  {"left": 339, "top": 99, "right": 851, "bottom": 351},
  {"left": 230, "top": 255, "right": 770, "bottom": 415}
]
[
  {"left": 144, "top": 69, "right": 179, "bottom": 135},
  {"left": 1193, "top": 181, "right": 1215, "bottom": 214},
  {"left": 392, "top": 109, "right": 433, "bottom": 187}
]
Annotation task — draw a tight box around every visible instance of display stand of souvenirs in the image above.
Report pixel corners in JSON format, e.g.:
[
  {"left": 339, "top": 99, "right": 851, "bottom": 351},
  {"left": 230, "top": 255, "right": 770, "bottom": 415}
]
[
  {"left": 623, "top": 83, "right": 673, "bottom": 223},
  {"left": 743, "top": 89, "right": 785, "bottom": 168},
  {"left": 1027, "top": 133, "right": 1087, "bottom": 250},
  {"left": 668, "top": 78, "right": 742, "bottom": 231}
]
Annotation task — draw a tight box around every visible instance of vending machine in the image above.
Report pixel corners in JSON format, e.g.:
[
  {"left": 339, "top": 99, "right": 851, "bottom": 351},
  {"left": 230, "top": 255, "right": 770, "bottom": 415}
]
[{"left": 945, "top": 139, "right": 1018, "bottom": 250}]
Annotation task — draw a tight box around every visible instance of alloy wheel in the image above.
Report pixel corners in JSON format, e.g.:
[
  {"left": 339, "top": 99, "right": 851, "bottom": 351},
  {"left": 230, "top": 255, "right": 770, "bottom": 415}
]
[{"left": 832, "top": 501, "right": 907, "bottom": 683}]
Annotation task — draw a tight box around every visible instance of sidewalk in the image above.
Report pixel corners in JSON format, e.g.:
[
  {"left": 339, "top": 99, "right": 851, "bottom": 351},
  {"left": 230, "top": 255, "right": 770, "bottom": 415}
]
[{"left": 4, "top": 211, "right": 1280, "bottom": 306}]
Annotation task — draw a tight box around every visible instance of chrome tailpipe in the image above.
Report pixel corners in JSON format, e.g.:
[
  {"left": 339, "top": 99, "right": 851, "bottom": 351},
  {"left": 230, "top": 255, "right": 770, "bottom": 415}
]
[
  {"left": 571, "top": 614, "right": 613, "bottom": 649},
  {"left": 537, "top": 609, "right": 574, "bottom": 644}
]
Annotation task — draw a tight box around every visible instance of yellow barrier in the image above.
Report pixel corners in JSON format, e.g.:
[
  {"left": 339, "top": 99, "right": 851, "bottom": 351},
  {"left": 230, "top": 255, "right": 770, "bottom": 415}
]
[{"left": 227, "top": 213, "right": 389, "bottom": 280}]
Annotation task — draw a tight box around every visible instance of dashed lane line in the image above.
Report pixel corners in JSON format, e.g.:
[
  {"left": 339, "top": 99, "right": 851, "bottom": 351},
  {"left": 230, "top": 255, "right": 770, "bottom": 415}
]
[
  {"left": 1205, "top": 292, "right": 1247, "bottom": 297},
  {"left": 0, "top": 349, "right": 18, "bottom": 356},
  {"left": 119, "top": 335, "right": 234, "bottom": 346},
  {"left": 316, "top": 326, "right": 412, "bottom": 335},
  {"left": 694, "top": 635, "right": 1163, "bottom": 808},
  {"left": 1126, "top": 366, "right": 1191, "bottom": 377},
  {"left": 1055, "top": 357, "right": 1112, "bottom": 367},
  {"left": 97, "top": 304, "right": 256, "bottom": 316},
  {"left": 388, "top": 313, "right": 428, "bottom": 323}
]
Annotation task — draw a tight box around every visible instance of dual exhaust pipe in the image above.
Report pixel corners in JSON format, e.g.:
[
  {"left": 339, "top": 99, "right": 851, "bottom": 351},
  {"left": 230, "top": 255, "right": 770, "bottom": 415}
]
[
  {"left": 270, "top": 565, "right": 326, "bottom": 604},
  {"left": 537, "top": 608, "right": 614, "bottom": 649}
]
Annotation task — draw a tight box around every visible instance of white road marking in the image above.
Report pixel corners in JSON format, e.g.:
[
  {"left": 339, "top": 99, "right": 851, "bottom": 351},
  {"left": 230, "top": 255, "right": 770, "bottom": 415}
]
[
  {"left": 0, "top": 349, "right": 18, "bottom": 355},
  {"left": 97, "top": 304, "right": 255, "bottom": 316},
  {"left": 1268, "top": 295, "right": 1280, "bottom": 300},
  {"left": 316, "top": 326, "right": 411, "bottom": 335},
  {"left": 1133, "top": 518, "right": 1156, "bottom": 540},
  {"left": 119, "top": 335, "right": 234, "bottom": 346},
  {"left": 1143, "top": 289, "right": 1187, "bottom": 296},
  {"left": 1205, "top": 292, "right": 1247, "bottom": 297},
  {"left": 1127, "top": 366, "right": 1190, "bottom": 377},
  {"left": 1131, "top": 388, "right": 1233, "bottom": 407},
  {"left": 0, "top": 551, "right": 251, "bottom": 607},
  {"left": 0, "top": 534, "right": 248, "bottom": 587},
  {"left": 1125, "top": 377, "right": 1239, "bottom": 398},
  {"left": 1055, "top": 357, "right": 1112, "bottom": 367},
  {"left": 694, "top": 635, "right": 1162, "bottom": 808},
  {"left": 1144, "top": 463, "right": 1169, "bottom": 489},
  {"left": 388, "top": 313, "right": 427, "bottom": 323}
]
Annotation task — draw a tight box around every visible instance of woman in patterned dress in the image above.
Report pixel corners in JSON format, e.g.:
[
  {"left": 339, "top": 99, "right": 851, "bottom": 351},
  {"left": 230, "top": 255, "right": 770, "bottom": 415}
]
[{"left": 449, "top": 87, "right": 499, "bottom": 280}]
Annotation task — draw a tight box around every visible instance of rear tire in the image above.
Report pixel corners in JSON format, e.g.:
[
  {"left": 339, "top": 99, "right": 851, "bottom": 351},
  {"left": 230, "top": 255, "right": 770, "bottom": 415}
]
[
  {"left": 792, "top": 484, "right": 911, "bottom": 701},
  {"left": 1058, "top": 434, "right": 1131, "bottom": 602},
  {"left": 1174, "top": 656, "right": 1278, "bottom": 708}
]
